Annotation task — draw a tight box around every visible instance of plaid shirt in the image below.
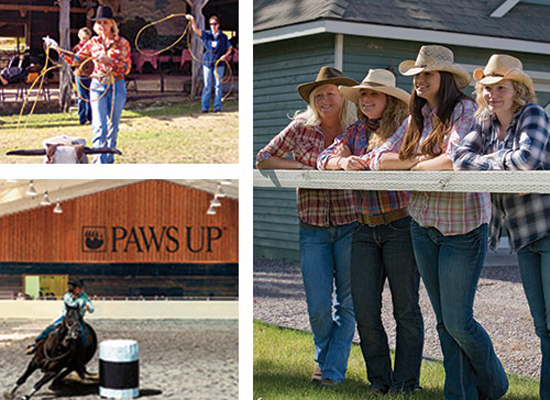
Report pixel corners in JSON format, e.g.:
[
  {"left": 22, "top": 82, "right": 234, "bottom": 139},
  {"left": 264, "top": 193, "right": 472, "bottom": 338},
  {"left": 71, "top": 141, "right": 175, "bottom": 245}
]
[
  {"left": 61, "top": 35, "right": 131, "bottom": 79},
  {"left": 454, "top": 103, "right": 550, "bottom": 251},
  {"left": 256, "top": 119, "right": 357, "bottom": 227},
  {"left": 318, "top": 119, "right": 409, "bottom": 216},
  {"left": 366, "top": 98, "right": 491, "bottom": 235}
]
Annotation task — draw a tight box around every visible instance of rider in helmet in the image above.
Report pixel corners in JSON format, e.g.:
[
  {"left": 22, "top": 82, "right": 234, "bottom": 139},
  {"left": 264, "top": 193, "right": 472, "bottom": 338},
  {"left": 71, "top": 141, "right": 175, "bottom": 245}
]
[{"left": 26, "top": 278, "right": 94, "bottom": 355}]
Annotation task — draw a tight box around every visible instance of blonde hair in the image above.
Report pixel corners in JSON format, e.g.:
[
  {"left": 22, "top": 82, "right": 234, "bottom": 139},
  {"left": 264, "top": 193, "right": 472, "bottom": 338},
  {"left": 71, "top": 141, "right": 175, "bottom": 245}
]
[
  {"left": 365, "top": 96, "right": 409, "bottom": 151},
  {"left": 93, "top": 19, "right": 119, "bottom": 36},
  {"left": 474, "top": 79, "right": 537, "bottom": 120},
  {"left": 292, "top": 84, "right": 357, "bottom": 132}
]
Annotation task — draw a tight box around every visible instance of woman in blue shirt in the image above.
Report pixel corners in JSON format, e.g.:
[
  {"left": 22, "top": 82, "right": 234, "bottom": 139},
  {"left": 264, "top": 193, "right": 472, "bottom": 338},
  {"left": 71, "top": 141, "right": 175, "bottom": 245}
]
[
  {"left": 26, "top": 279, "right": 94, "bottom": 355},
  {"left": 187, "top": 14, "right": 233, "bottom": 113}
]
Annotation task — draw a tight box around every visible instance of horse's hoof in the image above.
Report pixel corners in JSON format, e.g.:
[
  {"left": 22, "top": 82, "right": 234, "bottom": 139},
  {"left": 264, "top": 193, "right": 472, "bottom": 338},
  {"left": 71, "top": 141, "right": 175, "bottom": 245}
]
[{"left": 2, "top": 391, "right": 15, "bottom": 400}]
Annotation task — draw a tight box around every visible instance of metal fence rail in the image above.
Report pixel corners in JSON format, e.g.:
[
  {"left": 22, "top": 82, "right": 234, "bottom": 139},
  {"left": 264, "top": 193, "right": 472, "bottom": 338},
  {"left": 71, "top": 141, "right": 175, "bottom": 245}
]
[{"left": 254, "top": 170, "right": 550, "bottom": 194}]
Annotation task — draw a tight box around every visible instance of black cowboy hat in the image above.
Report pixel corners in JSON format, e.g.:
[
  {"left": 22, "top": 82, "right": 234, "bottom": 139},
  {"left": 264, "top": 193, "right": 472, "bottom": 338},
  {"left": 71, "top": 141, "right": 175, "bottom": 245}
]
[
  {"left": 89, "top": 5, "right": 121, "bottom": 22},
  {"left": 68, "top": 278, "right": 84, "bottom": 288}
]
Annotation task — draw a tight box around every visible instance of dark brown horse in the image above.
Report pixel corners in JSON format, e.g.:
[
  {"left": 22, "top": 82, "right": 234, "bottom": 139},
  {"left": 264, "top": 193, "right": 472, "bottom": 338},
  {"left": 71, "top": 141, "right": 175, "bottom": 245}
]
[{"left": 4, "top": 305, "right": 97, "bottom": 400}]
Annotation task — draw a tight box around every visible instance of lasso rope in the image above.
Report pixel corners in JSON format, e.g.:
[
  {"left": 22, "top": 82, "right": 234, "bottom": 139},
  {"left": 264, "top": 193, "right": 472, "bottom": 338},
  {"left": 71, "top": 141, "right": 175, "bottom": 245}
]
[
  {"left": 17, "top": 43, "right": 118, "bottom": 131},
  {"left": 134, "top": 13, "right": 235, "bottom": 102},
  {"left": 16, "top": 13, "right": 235, "bottom": 131}
]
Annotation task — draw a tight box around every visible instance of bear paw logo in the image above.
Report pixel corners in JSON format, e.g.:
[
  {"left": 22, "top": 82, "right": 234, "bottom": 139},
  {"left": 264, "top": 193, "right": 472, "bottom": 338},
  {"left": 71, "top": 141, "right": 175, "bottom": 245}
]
[{"left": 82, "top": 227, "right": 106, "bottom": 252}]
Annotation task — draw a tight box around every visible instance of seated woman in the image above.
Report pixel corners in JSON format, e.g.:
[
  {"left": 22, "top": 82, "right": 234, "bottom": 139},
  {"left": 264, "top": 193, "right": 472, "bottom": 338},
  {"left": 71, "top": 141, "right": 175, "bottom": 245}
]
[
  {"left": 26, "top": 279, "right": 94, "bottom": 355},
  {"left": 0, "top": 67, "right": 26, "bottom": 85}
]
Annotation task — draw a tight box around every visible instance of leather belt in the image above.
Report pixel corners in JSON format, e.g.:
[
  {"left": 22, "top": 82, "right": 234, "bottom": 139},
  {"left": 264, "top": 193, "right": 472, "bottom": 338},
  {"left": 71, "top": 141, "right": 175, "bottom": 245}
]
[
  {"left": 358, "top": 208, "right": 408, "bottom": 226},
  {"left": 95, "top": 75, "right": 125, "bottom": 84}
]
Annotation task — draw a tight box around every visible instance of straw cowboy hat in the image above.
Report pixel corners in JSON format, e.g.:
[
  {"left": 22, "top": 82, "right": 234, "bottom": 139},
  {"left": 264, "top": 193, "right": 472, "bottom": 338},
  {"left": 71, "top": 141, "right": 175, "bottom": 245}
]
[
  {"left": 297, "top": 66, "right": 358, "bottom": 102},
  {"left": 473, "top": 54, "right": 535, "bottom": 92},
  {"left": 398, "top": 45, "right": 471, "bottom": 89},
  {"left": 339, "top": 69, "right": 410, "bottom": 105}
]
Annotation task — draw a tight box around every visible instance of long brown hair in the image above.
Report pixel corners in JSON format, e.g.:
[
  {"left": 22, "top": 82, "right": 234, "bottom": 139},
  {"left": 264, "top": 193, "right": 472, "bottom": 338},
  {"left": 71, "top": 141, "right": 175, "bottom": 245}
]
[
  {"left": 398, "top": 71, "right": 471, "bottom": 159},
  {"left": 364, "top": 96, "right": 409, "bottom": 151}
]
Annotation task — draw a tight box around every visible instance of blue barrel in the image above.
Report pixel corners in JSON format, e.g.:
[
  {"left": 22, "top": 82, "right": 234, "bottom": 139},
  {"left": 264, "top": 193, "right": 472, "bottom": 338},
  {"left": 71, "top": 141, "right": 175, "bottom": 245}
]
[{"left": 99, "top": 340, "right": 139, "bottom": 399}]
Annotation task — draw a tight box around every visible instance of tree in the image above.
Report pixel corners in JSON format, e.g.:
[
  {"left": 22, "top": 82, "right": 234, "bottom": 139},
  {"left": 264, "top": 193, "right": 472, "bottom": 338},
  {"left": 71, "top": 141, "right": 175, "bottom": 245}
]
[
  {"left": 58, "top": 0, "right": 72, "bottom": 112},
  {"left": 185, "top": 0, "right": 209, "bottom": 98}
]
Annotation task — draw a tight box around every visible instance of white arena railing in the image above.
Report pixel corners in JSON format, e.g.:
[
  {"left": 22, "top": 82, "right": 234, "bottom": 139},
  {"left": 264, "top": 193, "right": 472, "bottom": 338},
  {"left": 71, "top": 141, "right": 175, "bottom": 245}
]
[{"left": 254, "top": 169, "right": 550, "bottom": 193}]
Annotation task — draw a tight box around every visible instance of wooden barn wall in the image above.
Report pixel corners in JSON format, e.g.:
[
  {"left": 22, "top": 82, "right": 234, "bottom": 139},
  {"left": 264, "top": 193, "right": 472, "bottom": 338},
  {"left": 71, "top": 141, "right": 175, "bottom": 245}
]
[
  {"left": 0, "top": 180, "right": 238, "bottom": 264},
  {"left": 0, "top": 262, "right": 238, "bottom": 297},
  {"left": 119, "top": 0, "right": 237, "bottom": 36},
  {"left": 0, "top": 0, "right": 87, "bottom": 49},
  {"left": 253, "top": 33, "right": 335, "bottom": 261}
]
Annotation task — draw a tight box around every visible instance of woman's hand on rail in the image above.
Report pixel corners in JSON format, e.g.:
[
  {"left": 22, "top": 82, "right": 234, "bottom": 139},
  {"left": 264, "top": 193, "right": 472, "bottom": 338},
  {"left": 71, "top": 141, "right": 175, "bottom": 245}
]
[
  {"left": 337, "top": 156, "right": 369, "bottom": 171},
  {"left": 257, "top": 156, "right": 312, "bottom": 170}
]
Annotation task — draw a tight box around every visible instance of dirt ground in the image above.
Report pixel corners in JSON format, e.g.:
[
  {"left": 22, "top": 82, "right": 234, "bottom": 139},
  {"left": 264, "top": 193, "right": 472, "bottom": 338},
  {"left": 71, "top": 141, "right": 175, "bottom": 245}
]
[{"left": 0, "top": 319, "right": 238, "bottom": 400}]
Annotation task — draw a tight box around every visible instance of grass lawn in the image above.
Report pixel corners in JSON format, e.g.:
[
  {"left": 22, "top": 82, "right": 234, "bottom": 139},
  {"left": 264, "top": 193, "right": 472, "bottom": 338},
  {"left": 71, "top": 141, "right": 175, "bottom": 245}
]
[
  {"left": 0, "top": 98, "right": 238, "bottom": 164},
  {"left": 254, "top": 321, "right": 540, "bottom": 399}
]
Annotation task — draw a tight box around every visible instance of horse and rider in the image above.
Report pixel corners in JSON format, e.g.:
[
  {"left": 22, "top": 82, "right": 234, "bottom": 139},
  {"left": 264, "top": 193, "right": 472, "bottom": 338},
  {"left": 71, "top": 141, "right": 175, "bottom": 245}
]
[{"left": 4, "top": 279, "right": 98, "bottom": 400}]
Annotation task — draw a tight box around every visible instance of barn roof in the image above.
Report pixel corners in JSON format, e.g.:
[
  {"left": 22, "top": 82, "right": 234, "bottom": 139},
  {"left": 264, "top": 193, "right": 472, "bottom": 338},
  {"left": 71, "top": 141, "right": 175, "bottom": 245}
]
[
  {"left": 0, "top": 180, "right": 238, "bottom": 216},
  {"left": 254, "top": 0, "right": 550, "bottom": 46}
]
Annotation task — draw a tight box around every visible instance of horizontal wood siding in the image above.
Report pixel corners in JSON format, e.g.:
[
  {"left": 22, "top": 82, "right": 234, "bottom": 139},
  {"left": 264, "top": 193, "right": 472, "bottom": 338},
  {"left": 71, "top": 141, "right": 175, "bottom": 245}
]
[
  {"left": 344, "top": 36, "right": 550, "bottom": 105},
  {"left": 0, "top": 180, "right": 238, "bottom": 264},
  {"left": 254, "top": 34, "right": 336, "bottom": 261},
  {"left": 0, "top": 262, "right": 238, "bottom": 297},
  {"left": 254, "top": 34, "right": 550, "bottom": 261}
]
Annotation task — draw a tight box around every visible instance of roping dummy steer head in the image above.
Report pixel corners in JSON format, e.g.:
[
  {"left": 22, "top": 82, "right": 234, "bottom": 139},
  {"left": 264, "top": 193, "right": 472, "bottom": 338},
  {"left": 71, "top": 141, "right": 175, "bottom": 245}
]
[{"left": 6, "top": 135, "right": 121, "bottom": 163}]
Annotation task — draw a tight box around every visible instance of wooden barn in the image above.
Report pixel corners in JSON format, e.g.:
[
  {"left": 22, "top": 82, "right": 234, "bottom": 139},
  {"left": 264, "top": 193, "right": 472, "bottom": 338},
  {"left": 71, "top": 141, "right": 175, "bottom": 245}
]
[
  {"left": 253, "top": 0, "right": 550, "bottom": 260},
  {"left": 0, "top": 0, "right": 238, "bottom": 64},
  {"left": 0, "top": 179, "right": 238, "bottom": 299}
]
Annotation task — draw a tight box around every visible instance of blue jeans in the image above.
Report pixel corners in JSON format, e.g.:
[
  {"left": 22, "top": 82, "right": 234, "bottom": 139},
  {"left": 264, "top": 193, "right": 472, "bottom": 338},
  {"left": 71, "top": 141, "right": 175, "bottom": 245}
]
[
  {"left": 202, "top": 63, "right": 225, "bottom": 111},
  {"left": 518, "top": 234, "right": 550, "bottom": 400},
  {"left": 410, "top": 221, "right": 508, "bottom": 400},
  {"left": 90, "top": 78, "right": 126, "bottom": 163},
  {"left": 76, "top": 76, "right": 92, "bottom": 124},
  {"left": 36, "top": 316, "right": 64, "bottom": 342},
  {"left": 351, "top": 216, "right": 424, "bottom": 392},
  {"left": 36, "top": 315, "right": 86, "bottom": 345},
  {"left": 299, "top": 221, "right": 356, "bottom": 382}
]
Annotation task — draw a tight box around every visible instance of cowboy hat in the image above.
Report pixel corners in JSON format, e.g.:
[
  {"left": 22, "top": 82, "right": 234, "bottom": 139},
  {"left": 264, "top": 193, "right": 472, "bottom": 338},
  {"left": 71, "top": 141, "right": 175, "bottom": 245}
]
[
  {"left": 473, "top": 54, "right": 535, "bottom": 92},
  {"left": 297, "top": 66, "right": 358, "bottom": 102},
  {"left": 89, "top": 5, "right": 120, "bottom": 21},
  {"left": 339, "top": 69, "right": 410, "bottom": 105},
  {"left": 399, "top": 45, "right": 471, "bottom": 89},
  {"left": 68, "top": 278, "right": 84, "bottom": 288}
]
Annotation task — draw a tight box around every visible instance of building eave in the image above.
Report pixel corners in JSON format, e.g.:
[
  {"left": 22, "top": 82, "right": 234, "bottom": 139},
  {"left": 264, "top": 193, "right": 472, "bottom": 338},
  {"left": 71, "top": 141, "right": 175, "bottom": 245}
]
[{"left": 254, "top": 19, "right": 550, "bottom": 55}]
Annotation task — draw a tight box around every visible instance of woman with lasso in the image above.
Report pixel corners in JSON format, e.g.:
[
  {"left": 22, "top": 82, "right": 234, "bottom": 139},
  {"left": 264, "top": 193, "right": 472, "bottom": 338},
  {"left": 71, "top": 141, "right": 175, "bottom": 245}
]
[
  {"left": 47, "top": 5, "right": 131, "bottom": 163},
  {"left": 186, "top": 14, "right": 233, "bottom": 113}
]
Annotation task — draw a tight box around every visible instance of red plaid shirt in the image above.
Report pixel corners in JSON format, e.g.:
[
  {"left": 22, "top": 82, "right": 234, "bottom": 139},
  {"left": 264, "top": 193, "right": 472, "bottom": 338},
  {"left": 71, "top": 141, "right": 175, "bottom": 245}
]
[
  {"left": 257, "top": 119, "right": 357, "bottom": 227},
  {"left": 62, "top": 35, "right": 131, "bottom": 79}
]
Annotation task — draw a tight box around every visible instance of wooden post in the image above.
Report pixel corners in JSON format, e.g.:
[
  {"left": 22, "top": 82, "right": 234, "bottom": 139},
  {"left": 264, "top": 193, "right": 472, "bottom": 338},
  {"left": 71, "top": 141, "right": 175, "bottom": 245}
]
[
  {"left": 58, "top": 0, "right": 72, "bottom": 112},
  {"left": 185, "top": 0, "right": 210, "bottom": 98}
]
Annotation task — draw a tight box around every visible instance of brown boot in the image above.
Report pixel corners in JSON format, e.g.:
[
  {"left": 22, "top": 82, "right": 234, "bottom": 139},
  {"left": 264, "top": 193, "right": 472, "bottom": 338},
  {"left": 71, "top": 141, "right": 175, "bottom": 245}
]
[{"left": 310, "top": 368, "right": 322, "bottom": 384}]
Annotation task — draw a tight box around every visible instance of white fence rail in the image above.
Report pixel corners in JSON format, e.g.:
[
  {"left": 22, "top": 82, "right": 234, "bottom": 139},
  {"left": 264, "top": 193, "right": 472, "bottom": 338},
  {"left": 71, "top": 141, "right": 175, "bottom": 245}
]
[{"left": 254, "top": 170, "right": 550, "bottom": 194}]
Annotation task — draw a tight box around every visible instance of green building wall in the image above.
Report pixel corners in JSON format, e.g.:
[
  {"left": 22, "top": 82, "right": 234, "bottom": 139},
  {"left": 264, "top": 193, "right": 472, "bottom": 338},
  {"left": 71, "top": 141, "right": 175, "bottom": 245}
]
[{"left": 254, "top": 33, "right": 550, "bottom": 261}]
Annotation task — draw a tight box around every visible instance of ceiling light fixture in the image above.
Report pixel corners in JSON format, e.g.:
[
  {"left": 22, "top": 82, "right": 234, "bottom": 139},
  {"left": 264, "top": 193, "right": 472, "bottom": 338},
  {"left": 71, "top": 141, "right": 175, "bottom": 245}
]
[
  {"left": 26, "top": 180, "right": 37, "bottom": 196},
  {"left": 40, "top": 191, "right": 52, "bottom": 206},
  {"left": 206, "top": 204, "right": 216, "bottom": 215},
  {"left": 53, "top": 199, "right": 63, "bottom": 214}
]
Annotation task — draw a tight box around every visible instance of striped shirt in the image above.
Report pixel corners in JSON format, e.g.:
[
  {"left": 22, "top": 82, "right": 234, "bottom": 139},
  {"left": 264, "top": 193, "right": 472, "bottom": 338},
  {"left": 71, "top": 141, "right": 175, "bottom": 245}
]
[
  {"left": 256, "top": 119, "right": 357, "bottom": 227},
  {"left": 318, "top": 119, "right": 409, "bottom": 216},
  {"left": 61, "top": 34, "right": 131, "bottom": 79},
  {"left": 453, "top": 103, "right": 550, "bottom": 251},
  {"left": 366, "top": 98, "right": 491, "bottom": 235}
]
